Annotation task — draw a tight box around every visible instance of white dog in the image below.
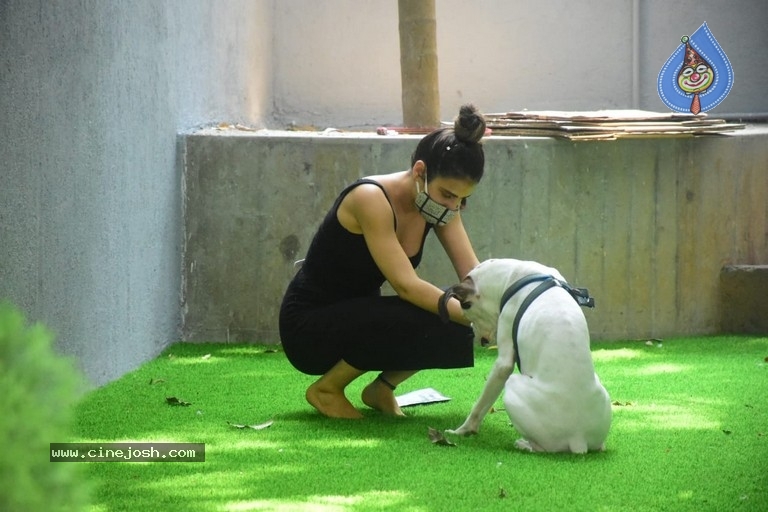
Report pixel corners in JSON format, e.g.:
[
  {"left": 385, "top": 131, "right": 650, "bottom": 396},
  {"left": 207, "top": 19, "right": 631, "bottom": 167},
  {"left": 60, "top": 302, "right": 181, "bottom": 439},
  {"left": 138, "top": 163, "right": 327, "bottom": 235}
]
[{"left": 440, "top": 258, "right": 612, "bottom": 453}]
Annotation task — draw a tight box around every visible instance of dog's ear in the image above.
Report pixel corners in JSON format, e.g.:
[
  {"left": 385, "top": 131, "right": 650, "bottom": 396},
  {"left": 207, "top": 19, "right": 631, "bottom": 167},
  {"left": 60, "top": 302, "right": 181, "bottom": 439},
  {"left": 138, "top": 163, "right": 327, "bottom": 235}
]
[
  {"left": 451, "top": 279, "right": 476, "bottom": 306},
  {"left": 437, "top": 279, "right": 476, "bottom": 323}
]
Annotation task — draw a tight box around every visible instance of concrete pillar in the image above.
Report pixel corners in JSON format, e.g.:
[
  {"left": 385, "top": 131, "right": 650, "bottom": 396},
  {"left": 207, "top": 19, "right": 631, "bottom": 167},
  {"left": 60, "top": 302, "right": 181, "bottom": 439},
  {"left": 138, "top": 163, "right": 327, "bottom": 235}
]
[{"left": 398, "top": 0, "right": 440, "bottom": 129}]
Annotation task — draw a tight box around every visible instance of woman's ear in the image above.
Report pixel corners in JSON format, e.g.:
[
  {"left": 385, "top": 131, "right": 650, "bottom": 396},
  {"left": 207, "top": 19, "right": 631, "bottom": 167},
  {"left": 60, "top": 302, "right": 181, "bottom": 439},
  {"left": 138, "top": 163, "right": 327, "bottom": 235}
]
[{"left": 412, "top": 160, "right": 426, "bottom": 179}]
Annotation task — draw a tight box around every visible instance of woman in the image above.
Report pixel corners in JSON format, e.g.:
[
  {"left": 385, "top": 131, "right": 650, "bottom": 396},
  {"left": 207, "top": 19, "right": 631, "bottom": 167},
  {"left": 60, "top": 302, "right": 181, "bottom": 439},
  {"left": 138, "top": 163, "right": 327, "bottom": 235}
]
[{"left": 279, "top": 104, "right": 487, "bottom": 419}]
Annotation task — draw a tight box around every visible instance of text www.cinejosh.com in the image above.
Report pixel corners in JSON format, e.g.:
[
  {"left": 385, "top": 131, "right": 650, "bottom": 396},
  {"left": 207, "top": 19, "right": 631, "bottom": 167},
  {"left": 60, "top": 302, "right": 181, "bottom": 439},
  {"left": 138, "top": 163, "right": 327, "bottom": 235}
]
[{"left": 49, "top": 442, "right": 205, "bottom": 462}]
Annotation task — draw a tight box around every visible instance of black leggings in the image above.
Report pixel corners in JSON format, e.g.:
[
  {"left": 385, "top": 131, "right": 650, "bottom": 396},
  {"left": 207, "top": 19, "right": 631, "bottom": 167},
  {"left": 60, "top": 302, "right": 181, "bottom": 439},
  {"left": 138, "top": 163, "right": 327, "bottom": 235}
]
[{"left": 279, "top": 278, "right": 474, "bottom": 376}]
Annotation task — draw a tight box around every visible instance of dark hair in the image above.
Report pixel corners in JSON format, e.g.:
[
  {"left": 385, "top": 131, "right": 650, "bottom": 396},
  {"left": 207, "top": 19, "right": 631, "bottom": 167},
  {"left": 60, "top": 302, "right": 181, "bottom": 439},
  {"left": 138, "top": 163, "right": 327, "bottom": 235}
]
[{"left": 410, "top": 104, "right": 486, "bottom": 183}]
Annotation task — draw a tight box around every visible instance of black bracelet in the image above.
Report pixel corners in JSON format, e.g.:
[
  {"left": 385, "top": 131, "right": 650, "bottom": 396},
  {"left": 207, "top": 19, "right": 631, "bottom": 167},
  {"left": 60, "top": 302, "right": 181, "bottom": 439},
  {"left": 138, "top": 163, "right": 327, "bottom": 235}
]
[
  {"left": 377, "top": 374, "right": 396, "bottom": 390},
  {"left": 437, "top": 290, "right": 455, "bottom": 324}
]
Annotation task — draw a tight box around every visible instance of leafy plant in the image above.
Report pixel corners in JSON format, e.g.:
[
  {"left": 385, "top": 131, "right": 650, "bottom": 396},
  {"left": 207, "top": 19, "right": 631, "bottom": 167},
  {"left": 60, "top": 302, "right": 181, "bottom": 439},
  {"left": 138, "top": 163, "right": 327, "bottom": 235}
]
[{"left": 0, "top": 302, "right": 89, "bottom": 511}]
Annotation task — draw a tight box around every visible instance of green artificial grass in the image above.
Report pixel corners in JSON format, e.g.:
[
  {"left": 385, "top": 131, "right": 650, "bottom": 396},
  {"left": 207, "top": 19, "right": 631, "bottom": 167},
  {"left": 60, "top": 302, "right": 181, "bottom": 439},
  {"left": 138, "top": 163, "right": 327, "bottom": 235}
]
[{"left": 73, "top": 336, "right": 768, "bottom": 512}]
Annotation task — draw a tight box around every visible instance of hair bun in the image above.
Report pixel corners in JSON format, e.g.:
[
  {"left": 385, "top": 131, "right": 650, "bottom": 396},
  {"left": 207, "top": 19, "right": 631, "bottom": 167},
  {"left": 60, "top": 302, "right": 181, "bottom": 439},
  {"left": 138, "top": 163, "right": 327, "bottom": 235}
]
[{"left": 453, "top": 104, "right": 486, "bottom": 144}]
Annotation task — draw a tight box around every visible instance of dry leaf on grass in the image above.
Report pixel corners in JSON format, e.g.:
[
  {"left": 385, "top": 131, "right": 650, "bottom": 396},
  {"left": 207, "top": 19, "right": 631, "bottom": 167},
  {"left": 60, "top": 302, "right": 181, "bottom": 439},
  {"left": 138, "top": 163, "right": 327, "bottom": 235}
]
[
  {"left": 166, "top": 396, "right": 192, "bottom": 406},
  {"left": 149, "top": 378, "right": 165, "bottom": 385},
  {"left": 228, "top": 420, "right": 274, "bottom": 430},
  {"left": 428, "top": 427, "right": 456, "bottom": 447}
]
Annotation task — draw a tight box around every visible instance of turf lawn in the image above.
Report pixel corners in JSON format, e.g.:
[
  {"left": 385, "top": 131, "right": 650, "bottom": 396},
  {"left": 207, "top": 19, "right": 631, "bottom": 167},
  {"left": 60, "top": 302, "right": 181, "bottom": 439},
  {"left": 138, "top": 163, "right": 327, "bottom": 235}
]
[{"left": 72, "top": 336, "right": 768, "bottom": 512}]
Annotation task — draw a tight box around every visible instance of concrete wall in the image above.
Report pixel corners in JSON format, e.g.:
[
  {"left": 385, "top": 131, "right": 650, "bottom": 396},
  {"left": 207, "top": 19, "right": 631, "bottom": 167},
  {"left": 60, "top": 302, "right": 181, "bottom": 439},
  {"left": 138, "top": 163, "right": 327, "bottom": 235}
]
[
  {"left": 182, "top": 126, "right": 768, "bottom": 343},
  {"left": 271, "top": 0, "right": 768, "bottom": 128},
  {"left": 0, "top": 0, "right": 271, "bottom": 387}
]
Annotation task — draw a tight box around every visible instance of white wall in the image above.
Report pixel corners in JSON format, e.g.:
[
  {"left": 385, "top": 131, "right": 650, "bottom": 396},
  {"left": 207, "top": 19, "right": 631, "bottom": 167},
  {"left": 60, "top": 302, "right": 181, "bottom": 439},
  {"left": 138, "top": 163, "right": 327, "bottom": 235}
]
[{"left": 271, "top": 0, "right": 768, "bottom": 128}]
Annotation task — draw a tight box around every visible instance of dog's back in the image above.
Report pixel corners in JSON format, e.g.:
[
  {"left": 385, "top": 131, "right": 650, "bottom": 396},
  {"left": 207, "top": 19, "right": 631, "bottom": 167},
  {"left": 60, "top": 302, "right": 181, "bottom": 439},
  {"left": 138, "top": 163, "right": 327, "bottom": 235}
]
[
  {"left": 513, "top": 285, "right": 594, "bottom": 382},
  {"left": 503, "top": 278, "right": 611, "bottom": 453}
]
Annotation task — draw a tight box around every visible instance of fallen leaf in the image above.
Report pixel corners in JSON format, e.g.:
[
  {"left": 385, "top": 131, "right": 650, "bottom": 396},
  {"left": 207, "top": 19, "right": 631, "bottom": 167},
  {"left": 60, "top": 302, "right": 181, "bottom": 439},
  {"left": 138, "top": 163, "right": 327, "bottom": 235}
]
[
  {"left": 498, "top": 487, "right": 507, "bottom": 499},
  {"left": 722, "top": 429, "right": 733, "bottom": 435},
  {"left": 149, "top": 378, "right": 166, "bottom": 385},
  {"left": 428, "top": 427, "right": 456, "bottom": 447},
  {"left": 201, "top": 353, "right": 212, "bottom": 360},
  {"left": 228, "top": 420, "right": 274, "bottom": 430},
  {"left": 166, "top": 396, "right": 192, "bottom": 406},
  {"left": 612, "top": 401, "right": 634, "bottom": 406}
]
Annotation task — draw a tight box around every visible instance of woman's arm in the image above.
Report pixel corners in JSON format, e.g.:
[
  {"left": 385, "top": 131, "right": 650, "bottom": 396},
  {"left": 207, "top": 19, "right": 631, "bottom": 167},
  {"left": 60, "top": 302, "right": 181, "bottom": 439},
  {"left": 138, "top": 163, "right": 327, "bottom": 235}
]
[
  {"left": 343, "top": 184, "right": 471, "bottom": 325},
  {"left": 434, "top": 213, "right": 480, "bottom": 280}
]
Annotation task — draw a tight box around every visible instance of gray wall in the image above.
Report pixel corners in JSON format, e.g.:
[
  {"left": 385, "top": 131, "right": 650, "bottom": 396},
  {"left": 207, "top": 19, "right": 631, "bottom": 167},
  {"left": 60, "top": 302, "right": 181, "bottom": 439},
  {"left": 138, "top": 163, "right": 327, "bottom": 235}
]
[
  {"left": 271, "top": 0, "right": 768, "bottom": 128},
  {"left": 0, "top": 1, "right": 271, "bottom": 386}
]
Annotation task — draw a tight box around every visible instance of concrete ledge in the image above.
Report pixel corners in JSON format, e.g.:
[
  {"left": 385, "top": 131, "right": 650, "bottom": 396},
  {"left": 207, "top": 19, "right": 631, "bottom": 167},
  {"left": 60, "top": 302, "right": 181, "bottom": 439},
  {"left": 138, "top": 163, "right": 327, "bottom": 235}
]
[
  {"left": 182, "top": 125, "right": 768, "bottom": 342},
  {"left": 720, "top": 265, "right": 768, "bottom": 334}
]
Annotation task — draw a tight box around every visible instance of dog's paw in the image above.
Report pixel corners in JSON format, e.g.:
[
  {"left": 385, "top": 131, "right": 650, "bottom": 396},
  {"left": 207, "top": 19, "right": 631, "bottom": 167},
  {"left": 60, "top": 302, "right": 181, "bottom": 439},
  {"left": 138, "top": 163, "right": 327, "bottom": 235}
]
[
  {"left": 514, "top": 439, "right": 535, "bottom": 452},
  {"left": 446, "top": 426, "right": 478, "bottom": 437}
]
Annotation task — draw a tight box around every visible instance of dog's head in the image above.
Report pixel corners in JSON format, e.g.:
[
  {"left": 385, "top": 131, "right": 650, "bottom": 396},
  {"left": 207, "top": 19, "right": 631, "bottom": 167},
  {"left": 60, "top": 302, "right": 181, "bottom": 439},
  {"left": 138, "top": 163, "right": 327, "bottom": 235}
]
[
  {"left": 441, "top": 258, "right": 564, "bottom": 343},
  {"left": 440, "top": 259, "right": 509, "bottom": 342}
]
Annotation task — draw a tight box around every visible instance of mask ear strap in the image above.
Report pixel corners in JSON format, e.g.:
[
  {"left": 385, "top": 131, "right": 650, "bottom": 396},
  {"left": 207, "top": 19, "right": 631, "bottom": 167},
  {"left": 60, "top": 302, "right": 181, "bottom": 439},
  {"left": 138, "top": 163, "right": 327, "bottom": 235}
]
[
  {"left": 414, "top": 162, "right": 428, "bottom": 187},
  {"left": 415, "top": 169, "right": 428, "bottom": 194}
]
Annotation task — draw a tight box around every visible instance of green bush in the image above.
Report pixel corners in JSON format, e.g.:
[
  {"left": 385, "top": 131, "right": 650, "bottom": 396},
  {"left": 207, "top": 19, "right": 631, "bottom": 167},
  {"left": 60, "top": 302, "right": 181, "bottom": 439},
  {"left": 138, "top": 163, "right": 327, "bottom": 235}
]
[{"left": 0, "top": 302, "right": 89, "bottom": 511}]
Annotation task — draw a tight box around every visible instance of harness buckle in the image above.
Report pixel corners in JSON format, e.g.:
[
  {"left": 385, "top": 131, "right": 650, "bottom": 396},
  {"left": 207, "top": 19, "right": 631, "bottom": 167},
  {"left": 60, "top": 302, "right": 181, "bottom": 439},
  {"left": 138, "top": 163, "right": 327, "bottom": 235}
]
[{"left": 570, "top": 287, "right": 596, "bottom": 308}]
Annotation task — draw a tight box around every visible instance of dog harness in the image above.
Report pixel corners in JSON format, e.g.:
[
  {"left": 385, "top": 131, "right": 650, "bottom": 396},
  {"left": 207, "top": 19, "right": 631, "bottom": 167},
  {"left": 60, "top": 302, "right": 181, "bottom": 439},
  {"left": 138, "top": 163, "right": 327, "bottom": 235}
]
[{"left": 500, "top": 274, "right": 595, "bottom": 374}]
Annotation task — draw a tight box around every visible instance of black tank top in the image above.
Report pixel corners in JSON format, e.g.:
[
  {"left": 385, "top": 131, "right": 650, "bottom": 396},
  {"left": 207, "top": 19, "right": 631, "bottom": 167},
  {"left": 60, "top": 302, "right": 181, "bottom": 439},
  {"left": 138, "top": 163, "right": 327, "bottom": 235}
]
[{"left": 301, "top": 179, "right": 431, "bottom": 300}]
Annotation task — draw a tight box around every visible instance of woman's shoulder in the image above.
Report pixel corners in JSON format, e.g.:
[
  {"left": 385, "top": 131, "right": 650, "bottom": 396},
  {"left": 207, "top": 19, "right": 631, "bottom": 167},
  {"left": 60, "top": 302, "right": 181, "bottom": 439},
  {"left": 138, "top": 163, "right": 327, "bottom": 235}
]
[
  {"left": 343, "top": 175, "right": 396, "bottom": 204},
  {"left": 336, "top": 177, "right": 396, "bottom": 234},
  {"left": 342, "top": 180, "right": 391, "bottom": 214}
]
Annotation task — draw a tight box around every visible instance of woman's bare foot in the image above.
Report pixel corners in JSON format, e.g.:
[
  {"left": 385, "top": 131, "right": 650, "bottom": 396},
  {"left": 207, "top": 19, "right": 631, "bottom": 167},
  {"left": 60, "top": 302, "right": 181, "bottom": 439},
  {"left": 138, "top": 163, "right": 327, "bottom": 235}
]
[
  {"left": 306, "top": 381, "right": 363, "bottom": 419},
  {"left": 362, "top": 378, "right": 405, "bottom": 417}
]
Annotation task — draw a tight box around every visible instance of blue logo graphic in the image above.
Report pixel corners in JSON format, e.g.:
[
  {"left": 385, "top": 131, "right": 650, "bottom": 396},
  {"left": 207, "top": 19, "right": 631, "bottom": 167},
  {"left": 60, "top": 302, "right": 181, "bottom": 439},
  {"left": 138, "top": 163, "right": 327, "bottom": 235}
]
[{"left": 657, "top": 22, "right": 734, "bottom": 114}]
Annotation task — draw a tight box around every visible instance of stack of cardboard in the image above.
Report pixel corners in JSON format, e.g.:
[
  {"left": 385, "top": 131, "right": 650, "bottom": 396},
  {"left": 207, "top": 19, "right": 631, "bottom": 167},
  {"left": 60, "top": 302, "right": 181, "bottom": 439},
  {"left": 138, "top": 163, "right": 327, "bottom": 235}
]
[{"left": 482, "top": 110, "right": 745, "bottom": 140}]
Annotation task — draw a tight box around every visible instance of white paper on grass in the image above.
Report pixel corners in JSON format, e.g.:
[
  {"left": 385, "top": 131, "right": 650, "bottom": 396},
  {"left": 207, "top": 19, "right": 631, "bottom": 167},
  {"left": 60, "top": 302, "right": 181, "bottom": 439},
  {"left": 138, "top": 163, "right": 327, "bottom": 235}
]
[{"left": 395, "top": 388, "right": 451, "bottom": 407}]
